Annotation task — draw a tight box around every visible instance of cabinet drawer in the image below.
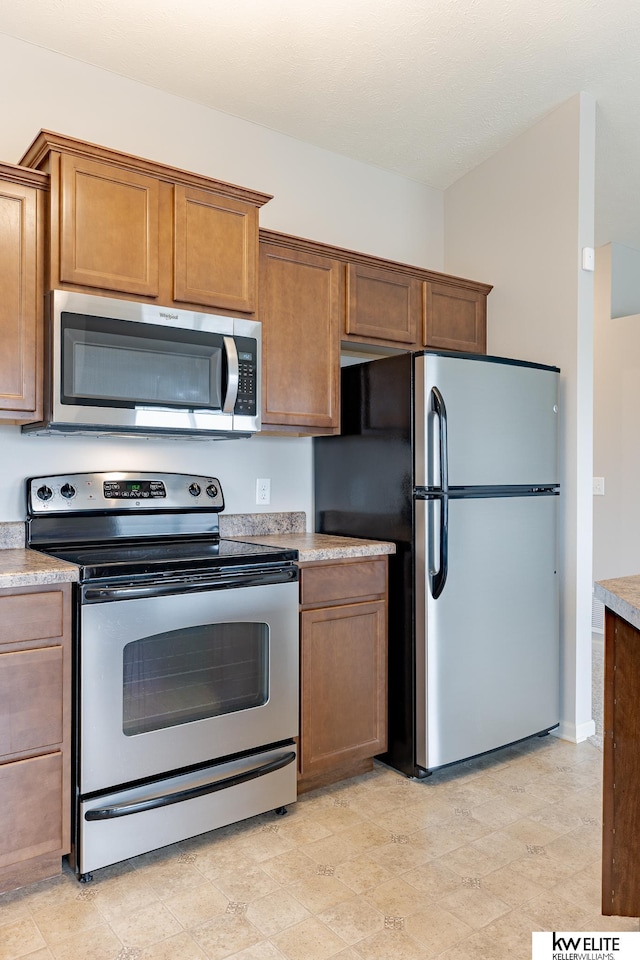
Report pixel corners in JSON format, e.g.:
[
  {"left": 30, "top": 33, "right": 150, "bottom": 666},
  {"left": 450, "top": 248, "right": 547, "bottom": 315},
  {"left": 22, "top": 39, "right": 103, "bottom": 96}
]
[
  {"left": 300, "top": 558, "right": 387, "bottom": 607},
  {"left": 0, "top": 589, "right": 65, "bottom": 645},
  {"left": 0, "top": 646, "right": 64, "bottom": 756},
  {"left": 0, "top": 753, "right": 63, "bottom": 867}
]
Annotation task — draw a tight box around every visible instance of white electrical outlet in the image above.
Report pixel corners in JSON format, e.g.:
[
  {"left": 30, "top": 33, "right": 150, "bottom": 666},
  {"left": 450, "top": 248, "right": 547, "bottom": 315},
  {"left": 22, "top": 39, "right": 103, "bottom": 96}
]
[
  {"left": 593, "top": 477, "right": 605, "bottom": 496},
  {"left": 256, "top": 478, "right": 271, "bottom": 505}
]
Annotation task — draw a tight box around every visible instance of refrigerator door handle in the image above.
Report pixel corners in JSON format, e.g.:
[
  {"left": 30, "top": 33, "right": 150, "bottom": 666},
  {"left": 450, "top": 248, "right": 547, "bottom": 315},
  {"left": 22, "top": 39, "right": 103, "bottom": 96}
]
[
  {"left": 430, "top": 386, "right": 449, "bottom": 492},
  {"left": 429, "top": 494, "right": 449, "bottom": 599}
]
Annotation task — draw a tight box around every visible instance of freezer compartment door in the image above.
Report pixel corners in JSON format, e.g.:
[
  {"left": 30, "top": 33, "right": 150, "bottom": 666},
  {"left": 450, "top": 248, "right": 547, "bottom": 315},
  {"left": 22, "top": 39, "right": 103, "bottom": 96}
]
[
  {"left": 415, "top": 494, "right": 559, "bottom": 770},
  {"left": 415, "top": 353, "right": 559, "bottom": 488}
]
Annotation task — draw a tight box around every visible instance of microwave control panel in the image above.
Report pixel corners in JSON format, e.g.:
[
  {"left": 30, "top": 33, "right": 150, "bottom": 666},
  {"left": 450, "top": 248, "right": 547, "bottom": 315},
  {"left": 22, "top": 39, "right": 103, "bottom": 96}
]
[{"left": 234, "top": 337, "right": 258, "bottom": 417}]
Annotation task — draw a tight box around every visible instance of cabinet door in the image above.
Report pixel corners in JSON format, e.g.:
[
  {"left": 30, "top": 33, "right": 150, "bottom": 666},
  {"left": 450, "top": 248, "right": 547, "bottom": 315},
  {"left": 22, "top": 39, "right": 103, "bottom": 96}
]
[
  {"left": 174, "top": 185, "right": 257, "bottom": 313},
  {"left": 300, "top": 600, "right": 387, "bottom": 775},
  {"left": 0, "top": 753, "right": 63, "bottom": 868},
  {"left": 424, "top": 281, "right": 486, "bottom": 354},
  {"left": 0, "top": 647, "right": 64, "bottom": 756},
  {"left": 0, "top": 178, "right": 40, "bottom": 420},
  {"left": 259, "top": 243, "right": 341, "bottom": 432},
  {"left": 59, "top": 154, "right": 160, "bottom": 297},
  {"left": 346, "top": 262, "right": 421, "bottom": 346}
]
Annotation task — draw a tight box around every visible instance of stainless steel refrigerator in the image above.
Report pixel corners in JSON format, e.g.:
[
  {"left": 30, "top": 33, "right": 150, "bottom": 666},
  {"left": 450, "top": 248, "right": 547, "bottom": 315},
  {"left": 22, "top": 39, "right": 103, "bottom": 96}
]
[{"left": 314, "top": 350, "right": 560, "bottom": 778}]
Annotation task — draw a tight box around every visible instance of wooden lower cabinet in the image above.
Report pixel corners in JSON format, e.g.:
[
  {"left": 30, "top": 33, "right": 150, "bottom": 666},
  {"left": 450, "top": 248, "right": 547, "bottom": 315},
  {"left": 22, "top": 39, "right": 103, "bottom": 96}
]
[
  {"left": 601, "top": 608, "right": 640, "bottom": 916},
  {"left": 0, "top": 583, "right": 72, "bottom": 893},
  {"left": 298, "top": 557, "right": 388, "bottom": 792}
]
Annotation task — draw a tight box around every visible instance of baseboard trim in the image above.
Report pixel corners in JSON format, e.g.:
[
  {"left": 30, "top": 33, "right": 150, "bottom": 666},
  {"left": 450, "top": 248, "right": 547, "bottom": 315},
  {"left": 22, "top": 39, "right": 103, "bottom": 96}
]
[{"left": 551, "top": 719, "right": 597, "bottom": 743}]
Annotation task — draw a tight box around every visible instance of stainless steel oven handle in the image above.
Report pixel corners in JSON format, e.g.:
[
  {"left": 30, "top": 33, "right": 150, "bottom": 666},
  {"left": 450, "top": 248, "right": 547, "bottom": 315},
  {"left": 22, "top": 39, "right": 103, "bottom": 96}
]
[
  {"left": 84, "top": 750, "right": 297, "bottom": 820},
  {"left": 82, "top": 565, "right": 298, "bottom": 602},
  {"left": 222, "top": 336, "right": 239, "bottom": 414}
]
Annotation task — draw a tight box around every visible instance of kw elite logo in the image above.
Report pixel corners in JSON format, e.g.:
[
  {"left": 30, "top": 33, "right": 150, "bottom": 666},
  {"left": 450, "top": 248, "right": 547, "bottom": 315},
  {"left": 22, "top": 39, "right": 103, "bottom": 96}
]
[{"left": 532, "top": 931, "right": 639, "bottom": 960}]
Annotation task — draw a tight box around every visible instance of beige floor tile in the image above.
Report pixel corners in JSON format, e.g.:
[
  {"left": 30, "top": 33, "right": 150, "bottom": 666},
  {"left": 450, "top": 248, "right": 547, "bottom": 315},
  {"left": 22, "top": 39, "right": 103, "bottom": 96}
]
[
  {"left": 521, "top": 889, "right": 593, "bottom": 929},
  {"left": 317, "top": 895, "right": 385, "bottom": 945},
  {"left": 303, "top": 806, "right": 366, "bottom": 835},
  {"left": 437, "top": 883, "right": 511, "bottom": 929},
  {"left": 577, "top": 914, "right": 640, "bottom": 931},
  {"left": 210, "top": 864, "right": 280, "bottom": 903},
  {"left": 470, "top": 828, "right": 529, "bottom": 866},
  {"left": 107, "top": 900, "right": 183, "bottom": 950},
  {"left": 507, "top": 851, "right": 576, "bottom": 888},
  {"left": 333, "top": 855, "right": 394, "bottom": 895},
  {"left": 92, "top": 872, "right": 160, "bottom": 923},
  {"left": 13, "top": 951, "right": 53, "bottom": 960},
  {"left": 225, "top": 942, "right": 289, "bottom": 960},
  {"left": 441, "top": 841, "right": 508, "bottom": 878},
  {"left": 139, "top": 930, "right": 209, "bottom": 959},
  {"left": 500, "top": 817, "right": 566, "bottom": 847},
  {"left": 271, "top": 917, "right": 345, "bottom": 960},
  {"left": 245, "top": 889, "right": 311, "bottom": 937},
  {"left": 365, "top": 840, "right": 432, "bottom": 876},
  {"left": 288, "top": 875, "right": 354, "bottom": 914},
  {"left": 272, "top": 817, "right": 333, "bottom": 847},
  {"left": 162, "top": 880, "right": 229, "bottom": 928},
  {"left": 233, "top": 823, "right": 296, "bottom": 863},
  {"left": 404, "top": 901, "right": 474, "bottom": 955},
  {"left": 47, "top": 922, "right": 122, "bottom": 960},
  {"left": 553, "top": 862, "right": 602, "bottom": 911},
  {"left": 299, "top": 834, "right": 364, "bottom": 867},
  {"left": 0, "top": 891, "right": 31, "bottom": 928},
  {"left": 331, "top": 821, "right": 391, "bottom": 855},
  {"left": 136, "top": 858, "right": 205, "bottom": 900},
  {"left": 402, "top": 860, "right": 463, "bottom": 902},
  {"left": 30, "top": 900, "right": 105, "bottom": 949},
  {"left": 543, "top": 833, "right": 600, "bottom": 872},
  {"left": 0, "top": 917, "right": 46, "bottom": 960},
  {"left": 260, "top": 850, "right": 319, "bottom": 886},
  {"left": 191, "top": 914, "right": 263, "bottom": 960},
  {"left": 480, "top": 863, "right": 547, "bottom": 906},
  {"left": 437, "top": 909, "right": 544, "bottom": 960},
  {"left": 351, "top": 927, "right": 432, "bottom": 960},
  {"left": 462, "top": 797, "right": 527, "bottom": 831},
  {"left": 363, "top": 877, "right": 430, "bottom": 918},
  {"left": 189, "top": 848, "right": 256, "bottom": 881}
]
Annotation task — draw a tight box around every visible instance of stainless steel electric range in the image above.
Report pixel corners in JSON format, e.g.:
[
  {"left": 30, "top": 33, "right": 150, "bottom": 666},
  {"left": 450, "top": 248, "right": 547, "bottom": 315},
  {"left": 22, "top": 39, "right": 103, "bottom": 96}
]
[{"left": 26, "top": 471, "right": 299, "bottom": 881}]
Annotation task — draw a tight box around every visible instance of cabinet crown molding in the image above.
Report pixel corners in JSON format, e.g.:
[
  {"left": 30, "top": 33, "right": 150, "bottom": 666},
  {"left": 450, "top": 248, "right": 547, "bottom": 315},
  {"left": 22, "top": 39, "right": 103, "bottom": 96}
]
[
  {"left": 20, "top": 130, "right": 272, "bottom": 208},
  {"left": 259, "top": 228, "right": 493, "bottom": 295}
]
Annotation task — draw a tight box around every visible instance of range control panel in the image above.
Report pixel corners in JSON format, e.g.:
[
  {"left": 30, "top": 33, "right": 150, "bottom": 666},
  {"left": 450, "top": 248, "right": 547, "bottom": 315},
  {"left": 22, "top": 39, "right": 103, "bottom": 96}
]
[{"left": 27, "top": 472, "right": 225, "bottom": 514}]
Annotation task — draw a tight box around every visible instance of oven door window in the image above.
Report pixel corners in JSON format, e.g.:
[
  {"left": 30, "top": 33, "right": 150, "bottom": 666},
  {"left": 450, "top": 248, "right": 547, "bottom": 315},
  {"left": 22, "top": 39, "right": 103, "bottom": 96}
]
[
  {"left": 61, "top": 312, "right": 224, "bottom": 410},
  {"left": 122, "top": 622, "right": 269, "bottom": 736}
]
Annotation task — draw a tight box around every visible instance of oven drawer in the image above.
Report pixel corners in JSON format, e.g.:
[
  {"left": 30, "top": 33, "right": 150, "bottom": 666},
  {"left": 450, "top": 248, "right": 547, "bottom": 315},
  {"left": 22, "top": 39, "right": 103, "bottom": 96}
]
[{"left": 78, "top": 743, "right": 297, "bottom": 874}]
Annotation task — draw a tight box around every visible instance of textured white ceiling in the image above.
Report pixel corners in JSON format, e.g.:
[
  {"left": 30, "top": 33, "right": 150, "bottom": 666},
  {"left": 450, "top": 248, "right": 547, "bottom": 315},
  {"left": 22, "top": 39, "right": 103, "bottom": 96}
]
[{"left": 0, "top": 0, "right": 638, "bottom": 248}]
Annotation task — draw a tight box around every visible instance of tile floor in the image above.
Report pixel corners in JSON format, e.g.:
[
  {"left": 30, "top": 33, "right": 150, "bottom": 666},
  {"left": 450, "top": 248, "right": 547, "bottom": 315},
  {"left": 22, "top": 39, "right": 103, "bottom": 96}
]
[{"left": 1, "top": 734, "right": 638, "bottom": 960}]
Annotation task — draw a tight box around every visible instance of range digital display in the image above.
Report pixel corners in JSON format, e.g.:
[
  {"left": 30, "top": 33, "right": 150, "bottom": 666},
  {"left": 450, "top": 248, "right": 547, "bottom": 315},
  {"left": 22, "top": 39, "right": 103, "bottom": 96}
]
[{"left": 103, "top": 480, "right": 166, "bottom": 499}]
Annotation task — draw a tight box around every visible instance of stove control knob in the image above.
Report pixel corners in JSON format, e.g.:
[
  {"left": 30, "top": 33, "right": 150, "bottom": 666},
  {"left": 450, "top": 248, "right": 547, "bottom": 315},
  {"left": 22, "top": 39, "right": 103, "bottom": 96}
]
[
  {"left": 36, "top": 485, "right": 53, "bottom": 502},
  {"left": 60, "top": 483, "right": 76, "bottom": 500},
  {"left": 188, "top": 483, "right": 202, "bottom": 497},
  {"left": 206, "top": 483, "right": 219, "bottom": 499}
]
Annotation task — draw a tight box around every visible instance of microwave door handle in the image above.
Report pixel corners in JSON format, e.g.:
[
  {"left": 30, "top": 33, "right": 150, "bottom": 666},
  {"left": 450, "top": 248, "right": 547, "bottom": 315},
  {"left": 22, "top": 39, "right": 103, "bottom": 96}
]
[{"left": 222, "top": 336, "right": 239, "bottom": 414}]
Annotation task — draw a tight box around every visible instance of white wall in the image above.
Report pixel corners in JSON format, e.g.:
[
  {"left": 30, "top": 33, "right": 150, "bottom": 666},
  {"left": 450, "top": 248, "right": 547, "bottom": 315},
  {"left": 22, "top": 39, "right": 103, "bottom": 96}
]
[
  {"left": 0, "top": 32, "right": 443, "bottom": 522},
  {"left": 444, "top": 93, "right": 596, "bottom": 743},
  {"left": 593, "top": 244, "right": 640, "bottom": 581}
]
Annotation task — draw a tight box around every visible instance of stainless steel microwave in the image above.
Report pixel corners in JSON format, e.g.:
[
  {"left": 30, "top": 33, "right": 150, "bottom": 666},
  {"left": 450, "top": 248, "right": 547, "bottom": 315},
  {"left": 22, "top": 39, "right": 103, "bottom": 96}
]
[{"left": 23, "top": 291, "right": 261, "bottom": 439}]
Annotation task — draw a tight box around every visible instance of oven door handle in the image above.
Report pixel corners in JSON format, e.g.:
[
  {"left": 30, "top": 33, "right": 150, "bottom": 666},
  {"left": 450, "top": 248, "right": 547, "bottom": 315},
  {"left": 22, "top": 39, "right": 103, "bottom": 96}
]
[
  {"left": 85, "top": 750, "right": 297, "bottom": 821},
  {"left": 82, "top": 565, "right": 298, "bottom": 602}
]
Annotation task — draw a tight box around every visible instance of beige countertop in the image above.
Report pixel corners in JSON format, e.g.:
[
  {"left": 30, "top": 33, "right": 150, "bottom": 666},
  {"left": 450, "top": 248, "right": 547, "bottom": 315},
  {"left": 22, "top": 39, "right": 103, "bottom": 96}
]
[
  {"left": 595, "top": 575, "right": 640, "bottom": 632},
  {"left": 0, "top": 548, "right": 79, "bottom": 589},
  {"left": 236, "top": 532, "right": 396, "bottom": 563},
  {"left": 0, "top": 516, "right": 395, "bottom": 587}
]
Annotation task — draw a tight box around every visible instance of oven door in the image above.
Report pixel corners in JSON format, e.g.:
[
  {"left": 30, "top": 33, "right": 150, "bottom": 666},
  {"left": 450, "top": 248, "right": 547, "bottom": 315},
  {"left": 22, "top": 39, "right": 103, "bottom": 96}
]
[{"left": 79, "top": 574, "right": 298, "bottom": 795}]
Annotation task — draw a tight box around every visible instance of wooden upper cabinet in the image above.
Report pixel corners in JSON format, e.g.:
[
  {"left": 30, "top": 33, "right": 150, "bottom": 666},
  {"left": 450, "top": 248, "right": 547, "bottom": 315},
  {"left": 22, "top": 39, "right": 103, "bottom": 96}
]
[
  {"left": 346, "top": 262, "right": 421, "bottom": 346},
  {"left": 0, "top": 164, "right": 46, "bottom": 423},
  {"left": 19, "top": 130, "right": 271, "bottom": 313},
  {"left": 424, "top": 280, "right": 487, "bottom": 354},
  {"left": 173, "top": 185, "right": 257, "bottom": 313},
  {"left": 259, "top": 236, "right": 342, "bottom": 433},
  {"left": 59, "top": 153, "right": 160, "bottom": 297}
]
